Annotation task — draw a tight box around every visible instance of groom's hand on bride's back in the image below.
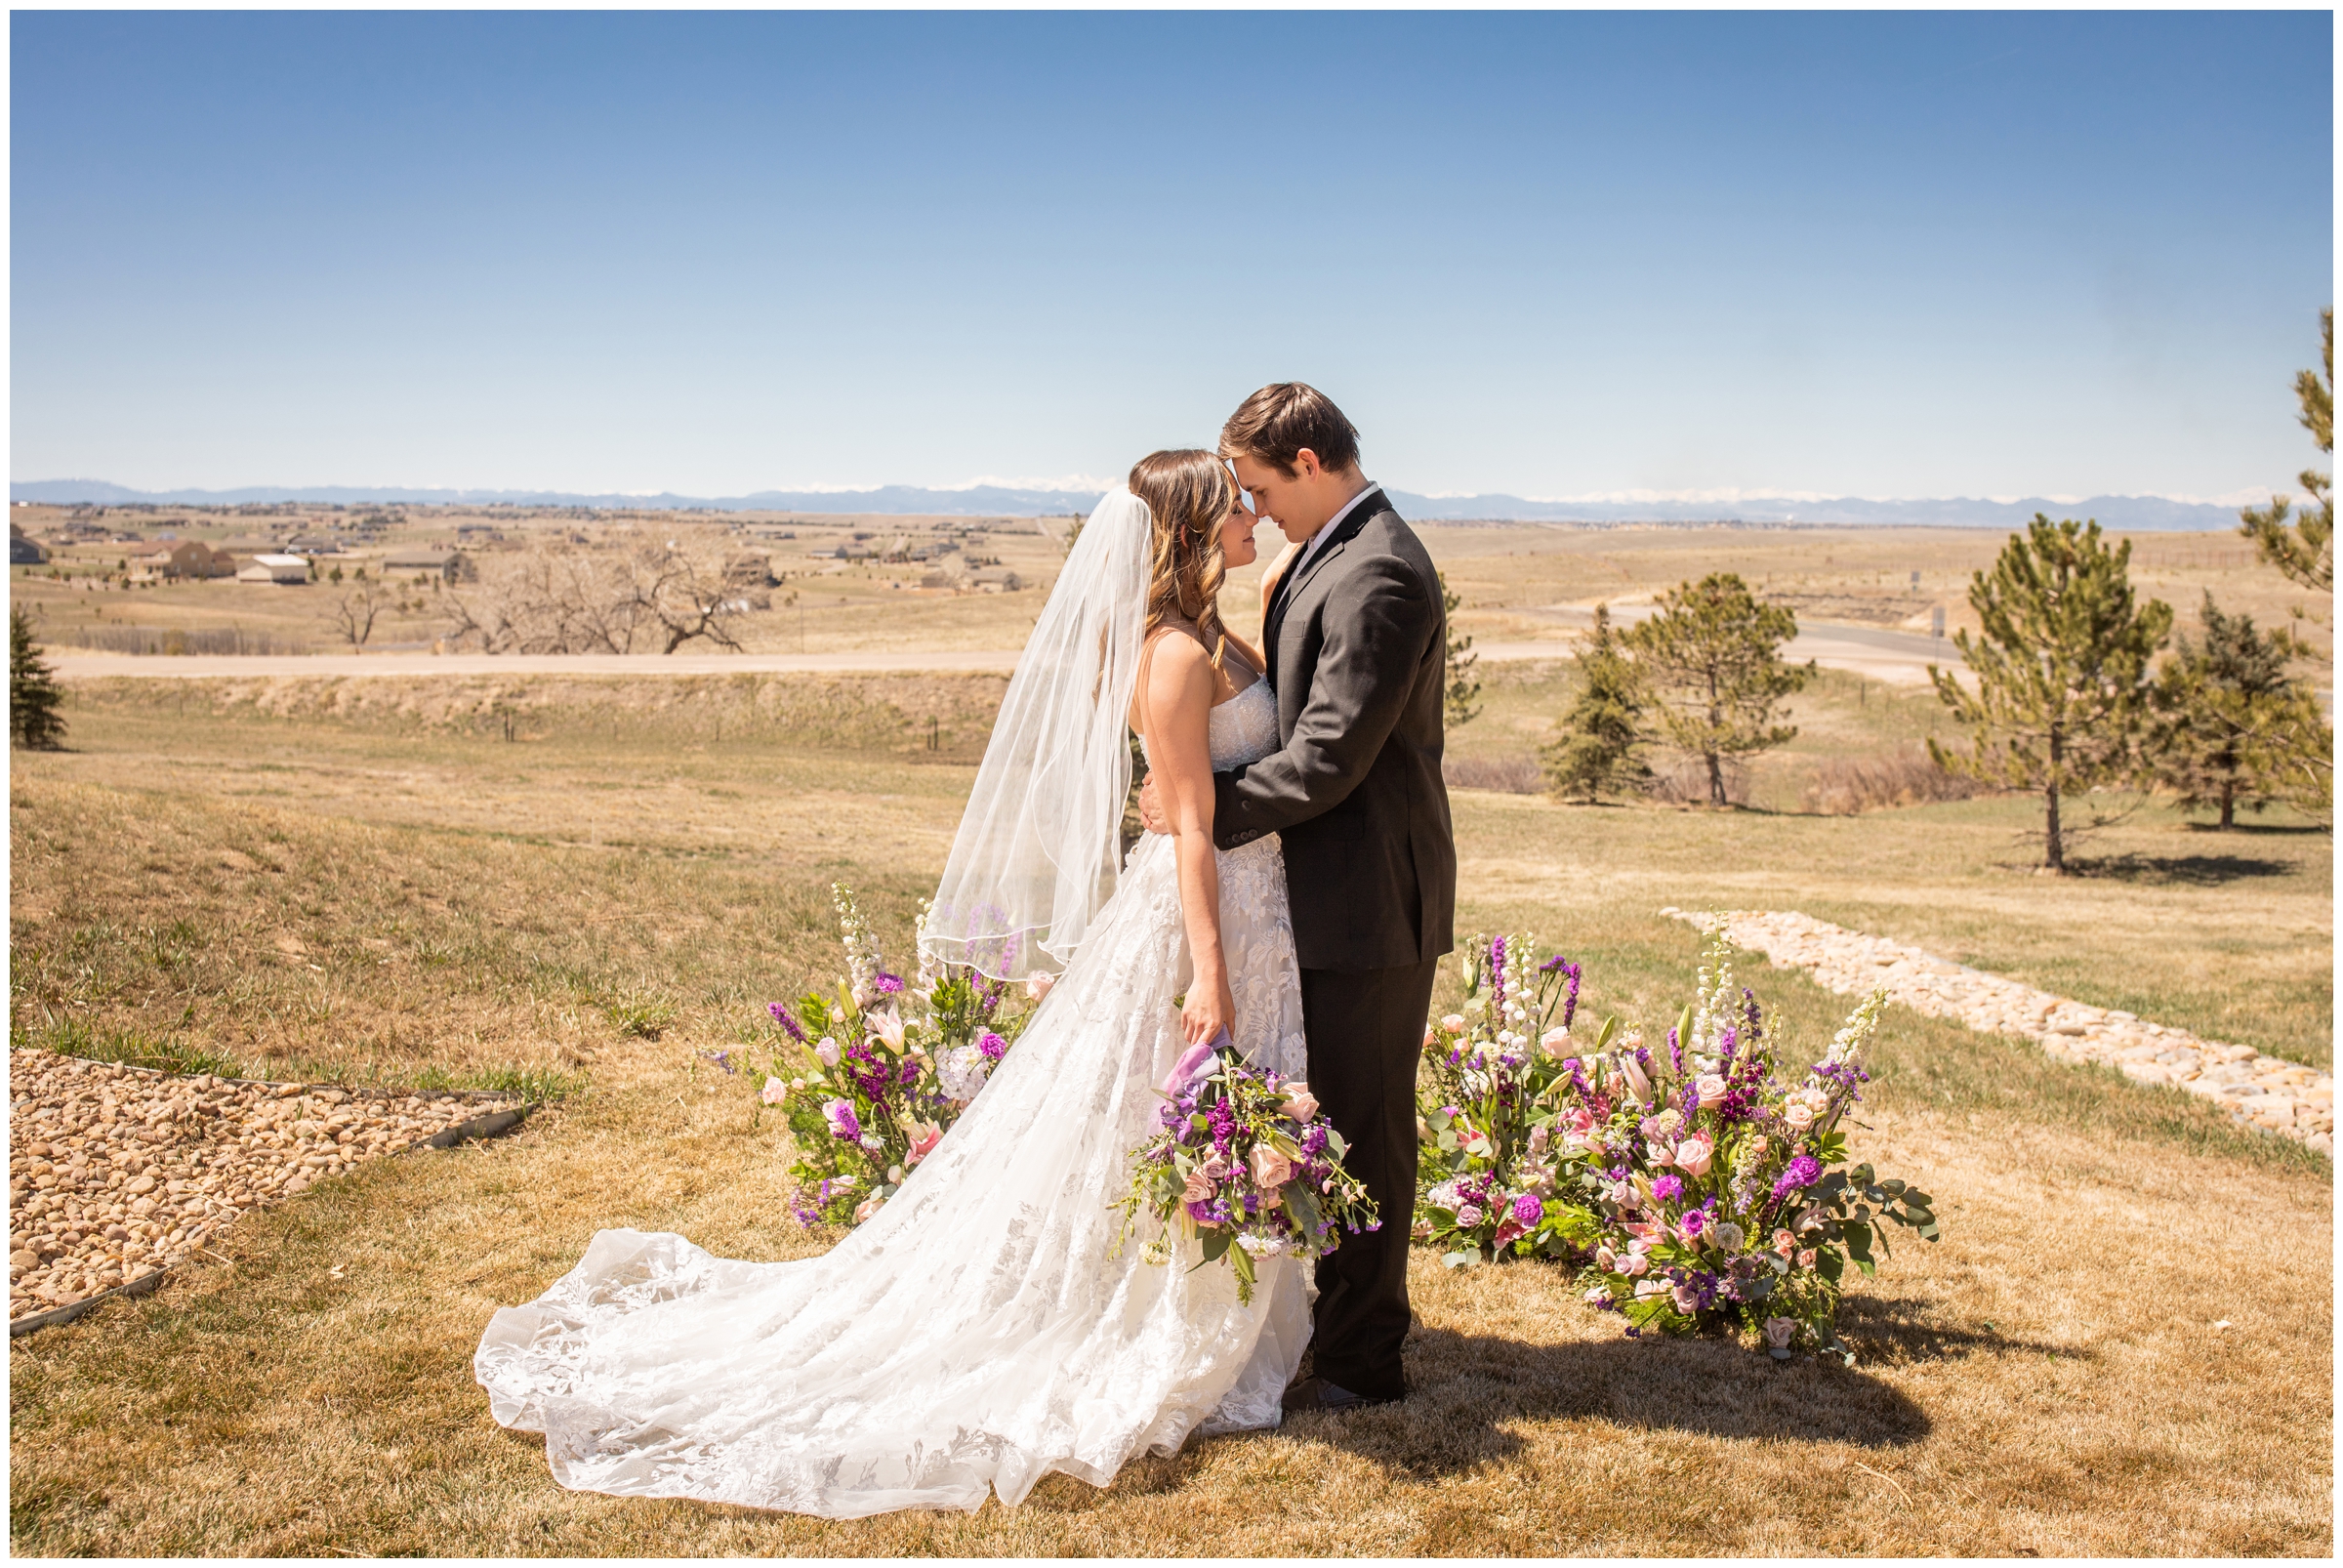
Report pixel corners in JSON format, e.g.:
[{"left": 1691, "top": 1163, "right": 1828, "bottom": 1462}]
[{"left": 1137, "top": 774, "right": 1171, "bottom": 836}]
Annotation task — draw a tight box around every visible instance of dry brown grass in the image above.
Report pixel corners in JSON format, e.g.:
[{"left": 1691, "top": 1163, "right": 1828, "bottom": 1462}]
[{"left": 9, "top": 675, "right": 2331, "bottom": 1555}]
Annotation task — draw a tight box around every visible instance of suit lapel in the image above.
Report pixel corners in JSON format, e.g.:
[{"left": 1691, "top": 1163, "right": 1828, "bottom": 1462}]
[{"left": 1265, "top": 488, "right": 1384, "bottom": 681}]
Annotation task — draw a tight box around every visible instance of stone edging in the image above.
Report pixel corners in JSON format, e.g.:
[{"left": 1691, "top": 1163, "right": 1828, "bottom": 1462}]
[{"left": 1665, "top": 908, "right": 2334, "bottom": 1156}]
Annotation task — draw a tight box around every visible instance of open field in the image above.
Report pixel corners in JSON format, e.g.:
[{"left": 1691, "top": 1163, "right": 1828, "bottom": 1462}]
[
  {"left": 9, "top": 670, "right": 2329, "bottom": 1555},
  {"left": 16, "top": 502, "right": 2332, "bottom": 672}
]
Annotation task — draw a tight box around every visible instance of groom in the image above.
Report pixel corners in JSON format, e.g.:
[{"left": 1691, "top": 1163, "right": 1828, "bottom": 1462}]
[{"left": 1142, "top": 382, "right": 1456, "bottom": 1412}]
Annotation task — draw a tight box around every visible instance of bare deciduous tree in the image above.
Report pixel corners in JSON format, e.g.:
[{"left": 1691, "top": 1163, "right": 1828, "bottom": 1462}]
[
  {"left": 332, "top": 583, "right": 389, "bottom": 647},
  {"left": 443, "top": 528, "right": 749, "bottom": 655}
]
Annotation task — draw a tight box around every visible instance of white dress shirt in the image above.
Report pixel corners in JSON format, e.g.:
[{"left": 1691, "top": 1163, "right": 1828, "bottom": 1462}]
[{"left": 1290, "top": 480, "right": 1378, "bottom": 578}]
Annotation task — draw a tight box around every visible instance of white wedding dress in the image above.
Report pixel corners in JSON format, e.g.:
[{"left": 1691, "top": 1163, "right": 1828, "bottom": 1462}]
[{"left": 475, "top": 677, "right": 1312, "bottom": 1516}]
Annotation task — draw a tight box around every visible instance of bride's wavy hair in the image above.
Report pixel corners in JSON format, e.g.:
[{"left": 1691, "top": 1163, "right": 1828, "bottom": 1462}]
[{"left": 1129, "top": 448, "right": 1236, "bottom": 673}]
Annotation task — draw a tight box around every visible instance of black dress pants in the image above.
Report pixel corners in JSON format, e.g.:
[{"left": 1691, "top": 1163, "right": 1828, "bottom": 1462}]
[{"left": 1298, "top": 955, "right": 1439, "bottom": 1402}]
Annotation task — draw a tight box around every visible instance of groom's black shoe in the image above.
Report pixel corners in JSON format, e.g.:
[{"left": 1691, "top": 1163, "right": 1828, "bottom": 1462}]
[{"left": 1280, "top": 1377, "right": 1396, "bottom": 1415}]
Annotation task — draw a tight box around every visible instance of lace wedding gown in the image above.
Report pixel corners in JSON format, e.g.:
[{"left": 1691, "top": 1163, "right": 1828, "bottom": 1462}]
[{"left": 475, "top": 679, "right": 1310, "bottom": 1516}]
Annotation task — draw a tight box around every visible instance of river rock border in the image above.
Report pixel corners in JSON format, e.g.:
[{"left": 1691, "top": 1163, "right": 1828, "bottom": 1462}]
[
  {"left": 1665, "top": 909, "right": 2334, "bottom": 1155},
  {"left": 9, "top": 1049, "right": 533, "bottom": 1335}
]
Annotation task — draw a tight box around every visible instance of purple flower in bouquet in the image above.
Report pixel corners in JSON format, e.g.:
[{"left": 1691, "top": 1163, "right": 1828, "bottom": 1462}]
[
  {"left": 977, "top": 971, "right": 1006, "bottom": 1017},
  {"left": 1668, "top": 1025, "right": 1684, "bottom": 1077},
  {"left": 1743, "top": 986, "right": 1764, "bottom": 1040},
  {"left": 1652, "top": 1173, "right": 1684, "bottom": 1202},
  {"left": 1489, "top": 934, "right": 1508, "bottom": 1011},
  {"left": 1771, "top": 1153, "right": 1822, "bottom": 1201},
  {"left": 823, "top": 1099, "right": 861, "bottom": 1142},
  {"left": 1512, "top": 1193, "right": 1544, "bottom": 1226},
  {"left": 700, "top": 1050, "right": 735, "bottom": 1075},
  {"left": 767, "top": 1002, "right": 808, "bottom": 1044},
  {"left": 873, "top": 971, "right": 905, "bottom": 997},
  {"left": 978, "top": 1030, "right": 1007, "bottom": 1063}
]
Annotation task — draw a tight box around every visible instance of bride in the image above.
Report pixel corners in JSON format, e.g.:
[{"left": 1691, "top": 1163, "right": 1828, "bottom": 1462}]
[{"left": 475, "top": 449, "right": 1320, "bottom": 1516}]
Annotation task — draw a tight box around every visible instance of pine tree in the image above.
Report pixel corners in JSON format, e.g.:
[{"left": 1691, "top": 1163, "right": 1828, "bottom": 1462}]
[
  {"left": 2239, "top": 307, "right": 2333, "bottom": 590},
  {"left": 2150, "top": 594, "right": 2331, "bottom": 828},
  {"left": 1929, "top": 516, "right": 2172, "bottom": 873},
  {"left": 1439, "top": 571, "right": 1481, "bottom": 729},
  {"left": 1624, "top": 574, "right": 1809, "bottom": 806},
  {"left": 1541, "top": 604, "right": 1650, "bottom": 803},
  {"left": 10, "top": 606, "right": 67, "bottom": 750}
]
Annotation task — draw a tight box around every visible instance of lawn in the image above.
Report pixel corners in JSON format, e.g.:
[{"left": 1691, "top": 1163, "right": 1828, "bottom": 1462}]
[{"left": 8, "top": 671, "right": 2331, "bottom": 1555}]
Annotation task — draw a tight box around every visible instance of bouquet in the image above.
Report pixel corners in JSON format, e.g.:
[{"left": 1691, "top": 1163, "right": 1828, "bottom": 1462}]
[
  {"left": 760, "top": 885, "right": 1039, "bottom": 1227},
  {"left": 1416, "top": 932, "right": 1598, "bottom": 1265},
  {"left": 1115, "top": 1033, "right": 1378, "bottom": 1303},
  {"left": 1546, "top": 924, "right": 1939, "bottom": 1362}
]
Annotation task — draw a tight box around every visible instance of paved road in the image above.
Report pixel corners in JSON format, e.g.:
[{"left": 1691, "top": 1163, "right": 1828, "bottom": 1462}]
[{"left": 1485, "top": 602, "right": 1958, "bottom": 684}]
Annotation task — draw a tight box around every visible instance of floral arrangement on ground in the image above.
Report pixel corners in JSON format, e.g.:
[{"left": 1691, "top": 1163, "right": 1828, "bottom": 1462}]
[
  {"left": 754, "top": 884, "right": 1039, "bottom": 1227},
  {"left": 1116, "top": 1033, "right": 1378, "bottom": 1302},
  {"left": 1417, "top": 921, "right": 1940, "bottom": 1361}
]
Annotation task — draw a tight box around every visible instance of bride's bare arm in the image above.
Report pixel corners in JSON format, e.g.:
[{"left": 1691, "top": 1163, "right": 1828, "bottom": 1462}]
[{"left": 1136, "top": 632, "right": 1235, "bottom": 1046}]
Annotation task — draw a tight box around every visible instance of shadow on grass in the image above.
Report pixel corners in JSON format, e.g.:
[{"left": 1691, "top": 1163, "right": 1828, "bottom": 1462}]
[
  {"left": 1273, "top": 1321, "right": 1938, "bottom": 1481},
  {"left": 2066, "top": 851, "right": 2300, "bottom": 887}
]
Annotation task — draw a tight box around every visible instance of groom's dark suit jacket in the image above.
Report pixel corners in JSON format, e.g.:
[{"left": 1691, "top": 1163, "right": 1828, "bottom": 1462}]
[{"left": 1213, "top": 488, "right": 1457, "bottom": 973}]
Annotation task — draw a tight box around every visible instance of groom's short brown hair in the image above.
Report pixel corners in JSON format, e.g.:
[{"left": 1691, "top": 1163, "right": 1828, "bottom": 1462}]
[{"left": 1220, "top": 383, "right": 1361, "bottom": 477}]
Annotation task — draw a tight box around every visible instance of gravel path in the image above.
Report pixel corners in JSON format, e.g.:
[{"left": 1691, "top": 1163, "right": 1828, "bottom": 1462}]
[
  {"left": 8, "top": 1051, "right": 516, "bottom": 1321},
  {"left": 1666, "top": 909, "right": 2334, "bottom": 1155}
]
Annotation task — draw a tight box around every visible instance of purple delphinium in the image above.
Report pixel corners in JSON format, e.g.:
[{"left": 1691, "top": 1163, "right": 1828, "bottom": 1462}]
[
  {"left": 1771, "top": 1154, "right": 1822, "bottom": 1201},
  {"left": 1667, "top": 1024, "right": 1685, "bottom": 1077},
  {"left": 1300, "top": 1124, "right": 1329, "bottom": 1159},
  {"left": 977, "top": 1030, "right": 1007, "bottom": 1062},
  {"left": 700, "top": 1049, "right": 736, "bottom": 1075},
  {"left": 767, "top": 1002, "right": 808, "bottom": 1044},
  {"left": 823, "top": 1100, "right": 861, "bottom": 1142},
  {"left": 1742, "top": 986, "right": 1764, "bottom": 1041},
  {"left": 1489, "top": 935, "right": 1508, "bottom": 1013},
  {"left": 977, "top": 972, "right": 1005, "bottom": 1017}
]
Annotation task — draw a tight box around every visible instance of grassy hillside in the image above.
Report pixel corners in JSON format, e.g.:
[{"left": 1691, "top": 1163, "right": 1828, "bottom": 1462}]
[{"left": 9, "top": 673, "right": 2330, "bottom": 1554}]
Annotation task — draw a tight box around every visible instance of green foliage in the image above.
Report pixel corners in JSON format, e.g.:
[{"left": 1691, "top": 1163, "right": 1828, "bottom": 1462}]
[
  {"left": 2150, "top": 594, "right": 2333, "bottom": 828},
  {"left": 11, "top": 1013, "right": 242, "bottom": 1080},
  {"left": 1929, "top": 516, "right": 2174, "bottom": 873},
  {"left": 2239, "top": 307, "right": 2333, "bottom": 591},
  {"left": 1623, "top": 573, "right": 1810, "bottom": 805},
  {"left": 1541, "top": 603, "right": 1651, "bottom": 802},
  {"left": 1439, "top": 571, "right": 1481, "bottom": 729},
  {"left": 603, "top": 990, "right": 678, "bottom": 1040},
  {"left": 11, "top": 605, "right": 68, "bottom": 750}
]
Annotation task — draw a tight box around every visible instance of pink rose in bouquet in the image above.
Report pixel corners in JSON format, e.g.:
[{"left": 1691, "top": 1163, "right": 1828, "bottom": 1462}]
[{"left": 1251, "top": 1142, "right": 1295, "bottom": 1190}]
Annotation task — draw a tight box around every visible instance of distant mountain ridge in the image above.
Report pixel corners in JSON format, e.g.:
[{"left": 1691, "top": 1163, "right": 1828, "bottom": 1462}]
[{"left": 9, "top": 477, "right": 2251, "bottom": 531}]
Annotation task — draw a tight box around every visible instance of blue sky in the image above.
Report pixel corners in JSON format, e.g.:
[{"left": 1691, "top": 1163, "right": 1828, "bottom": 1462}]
[{"left": 10, "top": 9, "right": 2333, "bottom": 502}]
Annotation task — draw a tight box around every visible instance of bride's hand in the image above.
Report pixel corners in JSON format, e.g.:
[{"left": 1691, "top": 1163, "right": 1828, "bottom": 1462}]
[{"left": 1181, "top": 975, "right": 1237, "bottom": 1046}]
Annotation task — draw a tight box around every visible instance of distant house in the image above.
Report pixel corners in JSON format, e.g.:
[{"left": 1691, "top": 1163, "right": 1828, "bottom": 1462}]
[
  {"left": 236, "top": 554, "right": 311, "bottom": 585},
  {"left": 10, "top": 527, "right": 48, "bottom": 565},
  {"left": 383, "top": 549, "right": 465, "bottom": 583},
  {"left": 970, "top": 567, "right": 1023, "bottom": 592},
  {"left": 127, "top": 540, "right": 235, "bottom": 581}
]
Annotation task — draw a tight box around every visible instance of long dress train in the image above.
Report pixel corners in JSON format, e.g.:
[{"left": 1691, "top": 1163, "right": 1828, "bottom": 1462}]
[{"left": 475, "top": 680, "right": 1309, "bottom": 1516}]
